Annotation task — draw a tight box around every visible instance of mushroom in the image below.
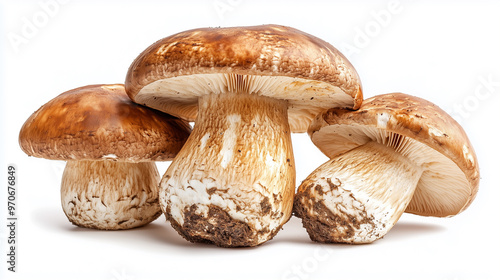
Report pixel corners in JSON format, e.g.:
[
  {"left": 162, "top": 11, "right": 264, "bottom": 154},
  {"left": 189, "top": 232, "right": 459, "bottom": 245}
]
[
  {"left": 19, "top": 84, "right": 191, "bottom": 230},
  {"left": 125, "top": 25, "right": 363, "bottom": 246},
  {"left": 294, "top": 93, "right": 479, "bottom": 243}
]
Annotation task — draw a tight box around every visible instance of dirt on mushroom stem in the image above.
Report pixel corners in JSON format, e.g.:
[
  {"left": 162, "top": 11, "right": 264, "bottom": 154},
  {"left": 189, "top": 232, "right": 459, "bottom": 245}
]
[
  {"left": 294, "top": 141, "right": 423, "bottom": 244},
  {"left": 160, "top": 92, "right": 296, "bottom": 247}
]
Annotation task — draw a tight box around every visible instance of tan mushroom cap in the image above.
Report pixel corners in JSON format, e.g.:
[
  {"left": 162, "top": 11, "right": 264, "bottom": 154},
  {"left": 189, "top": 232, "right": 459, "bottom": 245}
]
[
  {"left": 19, "top": 84, "right": 191, "bottom": 162},
  {"left": 125, "top": 24, "right": 363, "bottom": 133},
  {"left": 308, "top": 93, "right": 479, "bottom": 217}
]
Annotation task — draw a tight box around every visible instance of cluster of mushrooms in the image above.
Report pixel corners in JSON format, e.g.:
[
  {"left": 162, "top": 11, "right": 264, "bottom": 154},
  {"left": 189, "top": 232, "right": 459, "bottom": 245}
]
[{"left": 19, "top": 25, "right": 479, "bottom": 247}]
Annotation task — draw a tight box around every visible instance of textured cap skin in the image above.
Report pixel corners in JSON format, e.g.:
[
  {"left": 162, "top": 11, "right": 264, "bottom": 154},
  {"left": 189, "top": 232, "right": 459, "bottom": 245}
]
[
  {"left": 19, "top": 84, "right": 191, "bottom": 162},
  {"left": 125, "top": 24, "right": 363, "bottom": 132},
  {"left": 309, "top": 93, "right": 479, "bottom": 216}
]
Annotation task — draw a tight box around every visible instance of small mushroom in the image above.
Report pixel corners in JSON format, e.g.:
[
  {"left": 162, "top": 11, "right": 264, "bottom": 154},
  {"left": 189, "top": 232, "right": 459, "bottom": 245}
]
[
  {"left": 125, "top": 25, "right": 363, "bottom": 246},
  {"left": 19, "top": 84, "right": 191, "bottom": 230},
  {"left": 294, "top": 93, "right": 479, "bottom": 244}
]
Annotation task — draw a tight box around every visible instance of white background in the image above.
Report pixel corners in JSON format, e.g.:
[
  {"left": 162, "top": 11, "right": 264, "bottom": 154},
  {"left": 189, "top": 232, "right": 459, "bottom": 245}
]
[{"left": 1, "top": 0, "right": 499, "bottom": 279}]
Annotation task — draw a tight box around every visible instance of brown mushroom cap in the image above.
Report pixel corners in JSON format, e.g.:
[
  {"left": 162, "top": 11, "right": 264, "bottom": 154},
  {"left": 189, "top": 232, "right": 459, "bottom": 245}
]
[
  {"left": 19, "top": 84, "right": 191, "bottom": 162},
  {"left": 125, "top": 24, "right": 363, "bottom": 132},
  {"left": 308, "top": 93, "right": 479, "bottom": 217}
]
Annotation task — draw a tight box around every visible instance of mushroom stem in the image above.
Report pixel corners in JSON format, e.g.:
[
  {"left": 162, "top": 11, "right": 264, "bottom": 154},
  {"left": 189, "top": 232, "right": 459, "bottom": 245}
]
[
  {"left": 161, "top": 92, "right": 295, "bottom": 247},
  {"left": 294, "top": 141, "right": 423, "bottom": 244},
  {"left": 61, "top": 160, "right": 162, "bottom": 230}
]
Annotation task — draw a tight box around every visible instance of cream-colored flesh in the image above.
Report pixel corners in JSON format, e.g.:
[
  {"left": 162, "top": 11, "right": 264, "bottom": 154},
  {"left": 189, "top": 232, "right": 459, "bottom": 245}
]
[
  {"left": 311, "top": 125, "right": 472, "bottom": 217},
  {"left": 296, "top": 141, "right": 423, "bottom": 244},
  {"left": 160, "top": 92, "right": 295, "bottom": 246},
  {"left": 61, "top": 160, "right": 161, "bottom": 230}
]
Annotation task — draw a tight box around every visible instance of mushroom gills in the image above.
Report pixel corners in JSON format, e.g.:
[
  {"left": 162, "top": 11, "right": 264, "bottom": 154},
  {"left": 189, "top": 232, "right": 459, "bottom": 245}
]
[
  {"left": 61, "top": 160, "right": 162, "bottom": 230},
  {"left": 134, "top": 73, "right": 355, "bottom": 133},
  {"left": 160, "top": 91, "right": 295, "bottom": 247},
  {"left": 295, "top": 134, "right": 424, "bottom": 244},
  {"left": 312, "top": 125, "right": 472, "bottom": 216}
]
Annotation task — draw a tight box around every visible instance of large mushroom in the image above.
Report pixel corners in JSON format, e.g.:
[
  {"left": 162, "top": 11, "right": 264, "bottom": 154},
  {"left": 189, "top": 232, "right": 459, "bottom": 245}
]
[
  {"left": 19, "top": 84, "right": 191, "bottom": 230},
  {"left": 125, "top": 25, "right": 363, "bottom": 246},
  {"left": 294, "top": 93, "right": 480, "bottom": 243}
]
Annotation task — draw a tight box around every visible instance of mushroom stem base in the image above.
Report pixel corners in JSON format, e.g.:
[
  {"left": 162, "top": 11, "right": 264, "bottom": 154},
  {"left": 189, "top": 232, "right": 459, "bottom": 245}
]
[
  {"left": 161, "top": 92, "right": 295, "bottom": 247},
  {"left": 294, "top": 141, "right": 423, "bottom": 244},
  {"left": 61, "top": 160, "right": 161, "bottom": 230}
]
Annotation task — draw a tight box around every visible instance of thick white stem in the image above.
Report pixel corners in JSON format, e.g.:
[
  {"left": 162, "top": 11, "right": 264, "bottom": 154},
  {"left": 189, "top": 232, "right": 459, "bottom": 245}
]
[
  {"left": 61, "top": 160, "right": 161, "bottom": 230},
  {"left": 295, "top": 141, "right": 423, "bottom": 244},
  {"left": 160, "top": 92, "right": 295, "bottom": 247}
]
